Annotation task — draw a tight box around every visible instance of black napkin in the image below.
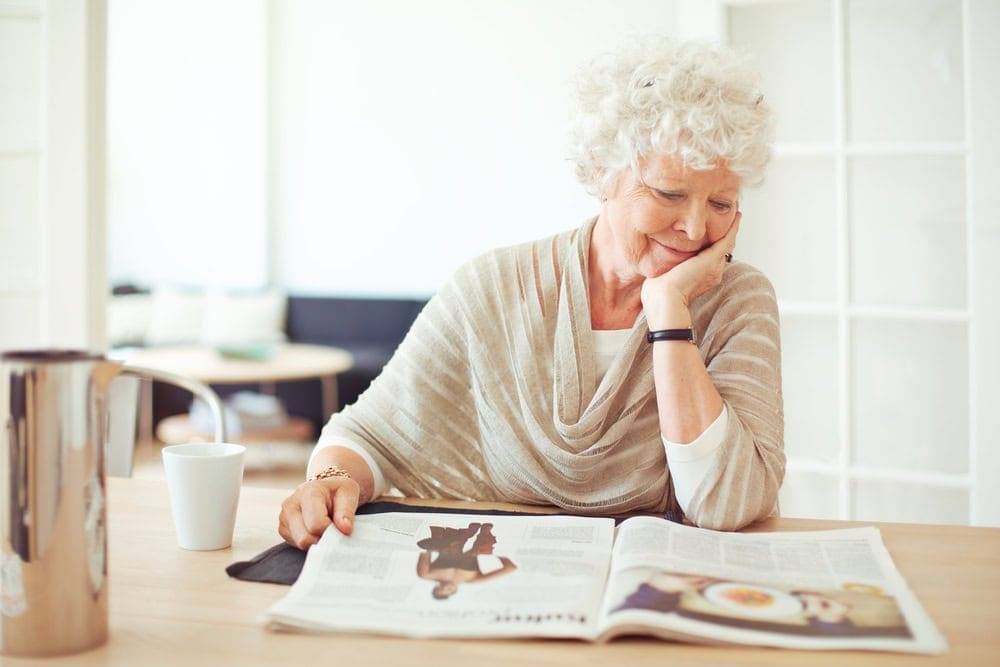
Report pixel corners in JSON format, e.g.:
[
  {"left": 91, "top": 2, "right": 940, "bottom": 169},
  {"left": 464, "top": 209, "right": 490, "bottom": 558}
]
[{"left": 226, "top": 501, "right": 683, "bottom": 586}]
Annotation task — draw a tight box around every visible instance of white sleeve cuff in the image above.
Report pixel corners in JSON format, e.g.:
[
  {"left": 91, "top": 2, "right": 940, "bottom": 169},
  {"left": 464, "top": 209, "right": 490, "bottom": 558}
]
[
  {"left": 663, "top": 404, "right": 728, "bottom": 513},
  {"left": 309, "top": 439, "right": 388, "bottom": 498}
]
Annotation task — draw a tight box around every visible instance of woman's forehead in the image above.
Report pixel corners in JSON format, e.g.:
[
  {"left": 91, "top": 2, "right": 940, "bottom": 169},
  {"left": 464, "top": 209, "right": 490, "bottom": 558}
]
[{"left": 644, "top": 155, "right": 741, "bottom": 194}]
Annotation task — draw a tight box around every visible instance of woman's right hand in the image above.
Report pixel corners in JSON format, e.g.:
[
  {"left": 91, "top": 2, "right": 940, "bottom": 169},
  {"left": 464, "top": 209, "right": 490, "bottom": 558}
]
[{"left": 278, "top": 477, "right": 360, "bottom": 551}]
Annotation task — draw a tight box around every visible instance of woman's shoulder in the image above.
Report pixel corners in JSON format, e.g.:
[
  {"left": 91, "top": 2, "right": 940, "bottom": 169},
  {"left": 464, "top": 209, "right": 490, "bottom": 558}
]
[
  {"left": 692, "top": 261, "right": 781, "bottom": 356},
  {"left": 692, "top": 260, "right": 779, "bottom": 322},
  {"left": 713, "top": 260, "right": 777, "bottom": 306}
]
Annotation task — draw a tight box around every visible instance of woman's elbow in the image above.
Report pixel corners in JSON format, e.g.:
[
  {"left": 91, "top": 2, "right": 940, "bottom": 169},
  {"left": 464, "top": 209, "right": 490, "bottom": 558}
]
[
  {"left": 687, "top": 500, "right": 774, "bottom": 531},
  {"left": 688, "top": 510, "right": 756, "bottom": 532},
  {"left": 686, "top": 466, "right": 783, "bottom": 532}
]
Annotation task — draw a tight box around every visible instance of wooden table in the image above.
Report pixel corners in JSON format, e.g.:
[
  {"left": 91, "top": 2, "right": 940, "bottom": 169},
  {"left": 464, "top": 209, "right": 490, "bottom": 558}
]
[
  {"left": 122, "top": 344, "right": 353, "bottom": 461},
  {"left": 5, "top": 478, "right": 998, "bottom": 666},
  {"left": 124, "top": 343, "right": 354, "bottom": 421}
]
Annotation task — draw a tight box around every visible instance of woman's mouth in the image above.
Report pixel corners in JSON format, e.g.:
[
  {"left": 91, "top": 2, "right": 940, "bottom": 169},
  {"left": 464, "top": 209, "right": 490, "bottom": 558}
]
[{"left": 652, "top": 238, "right": 698, "bottom": 259}]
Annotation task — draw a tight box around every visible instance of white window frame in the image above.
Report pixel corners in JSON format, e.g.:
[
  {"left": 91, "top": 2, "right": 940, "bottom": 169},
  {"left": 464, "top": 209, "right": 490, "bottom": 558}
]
[{"left": 676, "top": 0, "right": 1000, "bottom": 526}]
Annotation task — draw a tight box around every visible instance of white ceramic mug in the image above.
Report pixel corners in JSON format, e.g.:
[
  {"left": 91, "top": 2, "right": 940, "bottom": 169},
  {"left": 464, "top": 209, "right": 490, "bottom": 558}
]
[{"left": 161, "top": 442, "right": 246, "bottom": 550}]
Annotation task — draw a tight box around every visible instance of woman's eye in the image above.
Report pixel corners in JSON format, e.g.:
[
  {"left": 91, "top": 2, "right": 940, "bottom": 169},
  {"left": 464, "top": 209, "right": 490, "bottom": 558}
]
[
  {"left": 711, "top": 201, "right": 732, "bottom": 212},
  {"left": 658, "top": 191, "right": 684, "bottom": 201}
]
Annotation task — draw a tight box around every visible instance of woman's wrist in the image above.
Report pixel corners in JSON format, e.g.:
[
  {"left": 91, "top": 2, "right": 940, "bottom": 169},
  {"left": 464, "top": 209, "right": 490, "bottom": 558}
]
[
  {"left": 308, "top": 445, "right": 377, "bottom": 505},
  {"left": 645, "top": 292, "right": 693, "bottom": 331}
]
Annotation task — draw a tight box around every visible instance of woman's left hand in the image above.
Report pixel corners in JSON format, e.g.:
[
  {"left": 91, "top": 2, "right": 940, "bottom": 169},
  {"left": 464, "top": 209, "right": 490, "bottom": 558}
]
[{"left": 640, "top": 212, "right": 741, "bottom": 327}]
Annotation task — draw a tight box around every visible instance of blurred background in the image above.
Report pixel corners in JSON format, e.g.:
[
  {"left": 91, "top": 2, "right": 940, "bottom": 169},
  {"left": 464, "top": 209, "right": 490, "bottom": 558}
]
[{"left": 1, "top": 0, "right": 998, "bottom": 526}]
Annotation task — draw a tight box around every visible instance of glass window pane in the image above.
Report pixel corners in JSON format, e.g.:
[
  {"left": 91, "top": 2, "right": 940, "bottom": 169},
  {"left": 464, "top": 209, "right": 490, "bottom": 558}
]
[
  {"left": 729, "top": 0, "right": 834, "bottom": 142},
  {"left": 852, "top": 480, "right": 968, "bottom": 525},
  {"left": 852, "top": 320, "right": 969, "bottom": 474},
  {"left": 781, "top": 315, "right": 839, "bottom": 464},
  {"left": 850, "top": 156, "right": 966, "bottom": 309},
  {"left": 780, "top": 470, "right": 840, "bottom": 519},
  {"left": 740, "top": 158, "right": 837, "bottom": 302},
  {"left": 848, "top": 0, "right": 964, "bottom": 142}
]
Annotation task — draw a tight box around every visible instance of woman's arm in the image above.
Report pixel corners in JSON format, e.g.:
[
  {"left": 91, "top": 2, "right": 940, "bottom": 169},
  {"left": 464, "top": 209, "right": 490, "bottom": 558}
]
[
  {"left": 661, "top": 405, "right": 728, "bottom": 513},
  {"left": 416, "top": 551, "right": 432, "bottom": 578},
  {"left": 646, "top": 278, "right": 784, "bottom": 531},
  {"left": 649, "top": 294, "right": 726, "bottom": 443},
  {"left": 276, "top": 444, "right": 380, "bottom": 550},
  {"left": 306, "top": 445, "right": 378, "bottom": 506},
  {"left": 638, "top": 212, "right": 785, "bottom": 530},
  {"left": 474, "top": 557, "right": 518, "bottom": 582}
]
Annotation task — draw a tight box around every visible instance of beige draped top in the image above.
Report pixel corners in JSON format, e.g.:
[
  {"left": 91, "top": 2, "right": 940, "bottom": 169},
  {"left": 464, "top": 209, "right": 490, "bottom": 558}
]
[{"left": 320, "top": 217, "right": 785, "bottom": 530}]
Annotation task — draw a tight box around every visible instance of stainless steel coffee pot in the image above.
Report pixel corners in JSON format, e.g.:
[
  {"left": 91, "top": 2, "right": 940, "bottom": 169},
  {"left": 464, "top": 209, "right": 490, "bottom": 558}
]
[{"left": 0, "top": 349, "right": 227, "bottom": 657}]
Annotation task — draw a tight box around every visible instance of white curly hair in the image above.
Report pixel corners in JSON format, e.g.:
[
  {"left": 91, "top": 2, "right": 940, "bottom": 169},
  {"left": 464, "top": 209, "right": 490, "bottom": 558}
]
[{"left": 569, "top": 36, "right": 774, "bottom": 198}]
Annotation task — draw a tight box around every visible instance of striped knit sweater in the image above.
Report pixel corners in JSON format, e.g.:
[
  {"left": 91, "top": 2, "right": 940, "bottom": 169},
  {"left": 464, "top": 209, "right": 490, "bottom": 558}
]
[{"left": 319, "top": 217, "right": 785, "bottom": 530}]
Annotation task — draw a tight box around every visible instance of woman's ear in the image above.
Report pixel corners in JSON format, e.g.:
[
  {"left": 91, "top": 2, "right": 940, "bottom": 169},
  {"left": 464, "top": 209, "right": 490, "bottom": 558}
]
[
  {"left": 593, "top": 166, "right": 608, "bottom": 202},
  {"left": 598, "top": 169, "right": 626, "bottom": 203}
]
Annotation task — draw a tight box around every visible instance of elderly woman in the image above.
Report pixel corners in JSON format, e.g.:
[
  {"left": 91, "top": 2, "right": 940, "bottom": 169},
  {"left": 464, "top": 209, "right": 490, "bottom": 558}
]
[{"left": 278, "top": 36, "right": 784, "bottom": 550}]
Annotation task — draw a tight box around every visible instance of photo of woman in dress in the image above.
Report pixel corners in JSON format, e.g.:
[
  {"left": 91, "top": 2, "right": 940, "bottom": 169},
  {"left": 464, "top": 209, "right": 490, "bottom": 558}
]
[{"left": 415, "top": 522, "right": 518, "bottom": 600}]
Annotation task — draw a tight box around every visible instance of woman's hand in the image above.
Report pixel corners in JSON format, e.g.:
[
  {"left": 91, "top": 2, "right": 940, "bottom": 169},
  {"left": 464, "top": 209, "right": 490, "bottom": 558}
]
[
  {"left": 278, "top": 477, "right": 360, "bottom": 551},
  {"left": 641, "top": 212, "right": 740, "bottom": 327}
]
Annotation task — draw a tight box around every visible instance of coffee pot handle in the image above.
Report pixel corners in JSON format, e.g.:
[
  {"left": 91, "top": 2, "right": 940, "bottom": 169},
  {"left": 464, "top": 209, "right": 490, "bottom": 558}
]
[{"left": 118, "top": 365, "right": 228, "bottom": 443}]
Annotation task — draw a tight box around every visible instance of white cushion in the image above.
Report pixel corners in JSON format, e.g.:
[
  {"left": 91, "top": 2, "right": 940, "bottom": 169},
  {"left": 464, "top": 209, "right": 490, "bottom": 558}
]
[
  {"left": 106, "top": 293, "right": 153, "bottom": 347},
  {"left": 146, "top": 287, "right": 205, "bottom": 345},
  {"left": 199, "top": 288, "right": 287, "bottom": 346}
]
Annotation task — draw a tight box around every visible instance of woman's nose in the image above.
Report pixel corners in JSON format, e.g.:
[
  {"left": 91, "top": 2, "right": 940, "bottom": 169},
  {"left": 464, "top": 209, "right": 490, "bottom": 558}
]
[{"left": 674, "top": 203, "right": 708, "bottom": 241}]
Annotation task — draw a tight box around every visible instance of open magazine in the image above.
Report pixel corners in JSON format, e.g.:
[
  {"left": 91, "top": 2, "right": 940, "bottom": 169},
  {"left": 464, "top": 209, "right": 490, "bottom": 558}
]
[{"left": 261, "top": 512, "right": 947, "bottom": 654}]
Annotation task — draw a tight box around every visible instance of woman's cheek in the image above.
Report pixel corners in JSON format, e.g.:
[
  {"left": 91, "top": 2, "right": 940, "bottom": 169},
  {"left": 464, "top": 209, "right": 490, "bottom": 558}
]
[{"left": 708, "top": 217, "right": 733, "bottom": 243}]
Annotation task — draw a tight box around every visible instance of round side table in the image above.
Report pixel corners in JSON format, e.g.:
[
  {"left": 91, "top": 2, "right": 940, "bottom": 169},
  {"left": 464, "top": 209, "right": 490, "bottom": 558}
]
[{"left": 124, "top": 343, "right": 354, "bottom": 446}]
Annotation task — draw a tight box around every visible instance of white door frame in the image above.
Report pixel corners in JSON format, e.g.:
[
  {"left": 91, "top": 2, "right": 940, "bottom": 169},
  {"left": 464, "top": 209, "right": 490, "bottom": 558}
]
[{"left": 42, "top": 0, "right": 108, "bottom": 350}]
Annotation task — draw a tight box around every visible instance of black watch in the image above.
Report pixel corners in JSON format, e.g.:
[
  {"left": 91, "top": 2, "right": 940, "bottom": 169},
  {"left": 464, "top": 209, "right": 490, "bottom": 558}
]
[{"left": 646, "top": 328, "right": 695, "bottom": 344}]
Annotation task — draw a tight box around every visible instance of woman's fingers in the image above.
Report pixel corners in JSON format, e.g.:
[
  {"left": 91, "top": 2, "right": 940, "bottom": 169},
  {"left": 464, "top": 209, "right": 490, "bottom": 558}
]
[
  {"left": 278, "top": 478, "right": 362, "bottom": 550},
  {"left": 726, "top": 212, "right": 741, "bottom": 247},
  {"left": 332, "top": 481, "right": 361, "bottom": 535},
  {"left": 300, "top": 484, "right": 334, "bottom": 536},
  {"left": 716, "top": 211, "right": 741, "bottom": 250},
  {"left": 708, "top": 211, "right": 741, "bottom": 264},
  {"left": 279, "top": 517, "right": 316, "bottom": 550},
  {"left": 282, "top": 500, "right": 319, "bottom": 550},
  {"left": 697, "top": 212, "right": 740, "bottom": 262}
]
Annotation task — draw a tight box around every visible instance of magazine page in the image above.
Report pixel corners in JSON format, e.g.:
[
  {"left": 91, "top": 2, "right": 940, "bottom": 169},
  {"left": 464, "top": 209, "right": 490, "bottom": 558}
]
[
  {"left": 261, "top": 512, "right": 615, "bottom": 639},
  {"left": 596, "top": 517, "right": 947, "bottom": 654}
]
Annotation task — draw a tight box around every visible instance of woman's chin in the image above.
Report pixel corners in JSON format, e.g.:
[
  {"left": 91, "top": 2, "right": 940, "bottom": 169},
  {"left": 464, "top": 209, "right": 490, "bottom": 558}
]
[
  {"left": 641, "top": 258, "right": 679, "bottom": 279},
  {"left": 640, "top": 242, "right": 687, "bottom": 278}
]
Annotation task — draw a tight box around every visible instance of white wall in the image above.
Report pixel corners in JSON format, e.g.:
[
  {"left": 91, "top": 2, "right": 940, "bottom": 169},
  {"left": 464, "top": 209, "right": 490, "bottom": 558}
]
[
  {"left": 106, "top": 0, "right": 267, "bottom": 290},
  {"left": 106, "top": 1, "right": 675, "bottom": 297},
  {"left": 0, "top": 0, "right": 107, "bottom": 352},
  {"left": 272, "top": 0, "right": 675, "bottom": 297},
  {"left": 0, "top": 6, "right": 42, "bottom": 349},
  {"left": 968, "top": 0, "right": 1000, "bottom": 526}
]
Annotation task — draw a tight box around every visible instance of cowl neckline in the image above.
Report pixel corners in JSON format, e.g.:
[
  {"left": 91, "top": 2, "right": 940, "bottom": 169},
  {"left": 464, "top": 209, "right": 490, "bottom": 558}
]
[{"left": 550, "top": 216, "right": 655, "bottom": 450}]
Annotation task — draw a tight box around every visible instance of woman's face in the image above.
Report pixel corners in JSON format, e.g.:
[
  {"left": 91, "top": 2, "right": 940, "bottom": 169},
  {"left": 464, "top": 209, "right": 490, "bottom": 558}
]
[{"left": 602, "top": 155, "right": 741, "bottom": 279}]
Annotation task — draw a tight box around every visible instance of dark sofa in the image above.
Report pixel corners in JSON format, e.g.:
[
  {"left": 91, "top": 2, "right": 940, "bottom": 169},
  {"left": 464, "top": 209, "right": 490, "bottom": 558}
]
[{"left": 151, "top": 295, "right": 428, "bottom": 435}]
